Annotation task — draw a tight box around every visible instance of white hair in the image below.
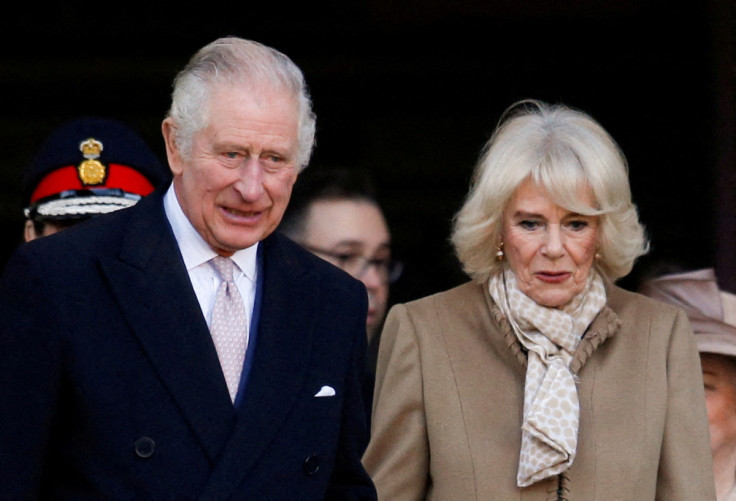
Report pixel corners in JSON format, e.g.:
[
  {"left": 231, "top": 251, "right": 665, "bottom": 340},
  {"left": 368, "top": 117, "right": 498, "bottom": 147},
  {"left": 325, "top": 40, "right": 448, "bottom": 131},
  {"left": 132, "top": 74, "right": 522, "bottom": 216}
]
[
  {"left": 166, "top": 37, "right": 316, "bottom": 170},
  {"left": 451, "top": 99, "right": 649, "bottom": 283}
]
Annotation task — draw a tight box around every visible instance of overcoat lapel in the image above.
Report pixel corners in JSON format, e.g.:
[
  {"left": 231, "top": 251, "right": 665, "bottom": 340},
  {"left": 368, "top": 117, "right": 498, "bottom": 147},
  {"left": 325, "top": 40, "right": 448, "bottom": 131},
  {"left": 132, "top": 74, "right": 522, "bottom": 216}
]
[
  {"left": 98, "top": 192, "right": 236, "bottom": 462},
  {"left": 198, "top": 234, "right": 322, "bottom": 499}
]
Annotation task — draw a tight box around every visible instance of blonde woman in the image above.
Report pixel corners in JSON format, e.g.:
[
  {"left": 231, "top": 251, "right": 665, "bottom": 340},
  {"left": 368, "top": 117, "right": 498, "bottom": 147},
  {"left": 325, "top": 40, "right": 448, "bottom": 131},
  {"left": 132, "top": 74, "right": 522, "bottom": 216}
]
[{"left": 363, "top": 100, "right": 715, "bottom": 500}]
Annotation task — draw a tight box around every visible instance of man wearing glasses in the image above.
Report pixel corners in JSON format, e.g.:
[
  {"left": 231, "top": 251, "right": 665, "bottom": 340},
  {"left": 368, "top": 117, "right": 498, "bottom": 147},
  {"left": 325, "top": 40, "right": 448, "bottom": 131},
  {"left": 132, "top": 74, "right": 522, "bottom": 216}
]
[{"left": 279, "top": 167, "right": 401, "bottom": 416}]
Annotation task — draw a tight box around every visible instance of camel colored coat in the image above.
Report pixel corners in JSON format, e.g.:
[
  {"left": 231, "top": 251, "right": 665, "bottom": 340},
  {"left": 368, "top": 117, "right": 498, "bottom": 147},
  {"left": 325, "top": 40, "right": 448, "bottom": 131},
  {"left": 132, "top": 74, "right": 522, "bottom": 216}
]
[{"left": 363, "top": 281, "right": 715, "bottom": 500}]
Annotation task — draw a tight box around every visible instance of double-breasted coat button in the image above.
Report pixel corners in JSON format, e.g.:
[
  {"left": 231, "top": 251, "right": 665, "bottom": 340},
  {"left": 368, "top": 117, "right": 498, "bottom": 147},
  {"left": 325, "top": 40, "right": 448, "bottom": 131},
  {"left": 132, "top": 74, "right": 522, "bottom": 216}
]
[
  {"left": 303, "top": 455, "right": 321, "bottom": 476},
  {"left": 134, "top": 437, "right": 155, "bottom": 458}
]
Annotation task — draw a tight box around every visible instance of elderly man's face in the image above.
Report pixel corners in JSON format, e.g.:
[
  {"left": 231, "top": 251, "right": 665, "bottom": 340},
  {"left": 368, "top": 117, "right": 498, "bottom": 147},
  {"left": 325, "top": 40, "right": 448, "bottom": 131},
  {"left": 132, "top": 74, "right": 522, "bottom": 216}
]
[
  {"left": 501, "top": 177, "right": 599, "bottom": 308},
  {"left": 700, "top": 353, "right": 736, "bottom": 458},
  {"left": 164, "top": 84, "right": 300, "bottom": 255}
]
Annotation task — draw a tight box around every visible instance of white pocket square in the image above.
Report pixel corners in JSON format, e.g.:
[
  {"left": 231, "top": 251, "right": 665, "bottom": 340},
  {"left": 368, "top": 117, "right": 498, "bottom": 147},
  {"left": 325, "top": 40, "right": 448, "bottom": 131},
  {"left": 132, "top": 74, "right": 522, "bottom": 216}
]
[{"left": 314, "top": 385, "right": 336, "bottom": 397}]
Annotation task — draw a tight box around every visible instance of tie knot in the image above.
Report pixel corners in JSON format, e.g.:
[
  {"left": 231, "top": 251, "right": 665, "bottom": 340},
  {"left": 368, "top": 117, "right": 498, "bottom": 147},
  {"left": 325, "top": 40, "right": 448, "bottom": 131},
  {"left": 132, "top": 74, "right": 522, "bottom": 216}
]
[{"left": 211, "top": 256, "right": 235, "bottom": 282}]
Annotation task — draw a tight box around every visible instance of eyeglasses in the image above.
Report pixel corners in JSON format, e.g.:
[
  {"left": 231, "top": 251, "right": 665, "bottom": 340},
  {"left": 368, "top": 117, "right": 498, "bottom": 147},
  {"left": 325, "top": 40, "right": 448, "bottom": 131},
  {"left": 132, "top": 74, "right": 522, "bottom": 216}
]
[{"left": 303, "top": 245, "right": 403, "bottom": 284}]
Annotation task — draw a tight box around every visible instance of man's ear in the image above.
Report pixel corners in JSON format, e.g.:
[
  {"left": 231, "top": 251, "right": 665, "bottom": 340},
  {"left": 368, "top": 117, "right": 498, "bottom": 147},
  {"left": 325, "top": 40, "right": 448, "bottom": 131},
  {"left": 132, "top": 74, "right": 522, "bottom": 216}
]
[
  {"left": 23, "top": 219, "right": 38, "bottom": 243},
  {"left": 162, "top": 118, "right": 183, "bottom": 176}
]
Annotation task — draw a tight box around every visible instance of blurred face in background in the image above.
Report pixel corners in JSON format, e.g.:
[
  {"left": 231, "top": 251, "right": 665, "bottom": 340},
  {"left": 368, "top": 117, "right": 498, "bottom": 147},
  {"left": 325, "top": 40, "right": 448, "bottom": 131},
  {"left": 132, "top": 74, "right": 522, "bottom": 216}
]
[
  {"left": 300, "top": 199, "right": 392, "bottom": 341},
  {"left": 24, "top": 220, "right": 69, "bottom": 241},
  {"left": 700, "top": 352, "right": 736, "bottom": 457}
]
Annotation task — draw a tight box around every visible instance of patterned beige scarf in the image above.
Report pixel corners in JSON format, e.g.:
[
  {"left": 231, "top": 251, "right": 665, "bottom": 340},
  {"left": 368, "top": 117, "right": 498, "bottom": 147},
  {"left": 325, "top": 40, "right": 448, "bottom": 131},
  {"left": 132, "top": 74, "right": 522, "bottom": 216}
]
[{"left": 488, "top": 267, "right": 606, "bottom": 487}]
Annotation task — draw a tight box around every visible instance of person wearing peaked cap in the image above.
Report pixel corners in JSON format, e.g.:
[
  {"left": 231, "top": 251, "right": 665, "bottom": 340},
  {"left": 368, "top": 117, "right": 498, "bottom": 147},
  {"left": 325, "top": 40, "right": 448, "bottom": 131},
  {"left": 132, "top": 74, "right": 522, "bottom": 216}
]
[
  {"left": 22, "top": 116, "right": 171, "bottom": 241},
  {"left": 0, "top": 37, "right": 375, "bottom": 500},
  {"left": 640, "top": 268, "right": 736, "bottom": 501}
]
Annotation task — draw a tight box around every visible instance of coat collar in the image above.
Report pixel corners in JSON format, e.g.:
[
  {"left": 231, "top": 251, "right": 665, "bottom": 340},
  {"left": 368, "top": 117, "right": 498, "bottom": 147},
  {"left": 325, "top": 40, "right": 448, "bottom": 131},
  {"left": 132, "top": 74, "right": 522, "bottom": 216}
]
[
  {"left": 199, "top": 232, "right": 324, "bottom": 498},
  {"left": 98, "top": 189, "right": 237, "bottom": 462},
  {"left": 485, "top": 276, "right": 622, "bottom": 373},
  {"left": 99, "top": 190, "right": 325, "bottom": 493}
]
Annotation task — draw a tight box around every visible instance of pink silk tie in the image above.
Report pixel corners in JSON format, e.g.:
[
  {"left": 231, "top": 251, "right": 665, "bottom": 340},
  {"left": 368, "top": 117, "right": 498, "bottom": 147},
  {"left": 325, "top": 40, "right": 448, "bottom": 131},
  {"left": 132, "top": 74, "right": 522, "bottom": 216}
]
[{"left": 210, "top": 256, "right": 249, "bottom": 402}]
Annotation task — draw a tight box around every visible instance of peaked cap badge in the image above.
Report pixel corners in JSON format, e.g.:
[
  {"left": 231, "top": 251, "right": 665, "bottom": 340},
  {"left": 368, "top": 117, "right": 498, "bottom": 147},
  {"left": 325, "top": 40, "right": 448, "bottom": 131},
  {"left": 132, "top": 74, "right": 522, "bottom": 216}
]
[{"left": 77, "top": 137, "right": 107, "bottom": 185}]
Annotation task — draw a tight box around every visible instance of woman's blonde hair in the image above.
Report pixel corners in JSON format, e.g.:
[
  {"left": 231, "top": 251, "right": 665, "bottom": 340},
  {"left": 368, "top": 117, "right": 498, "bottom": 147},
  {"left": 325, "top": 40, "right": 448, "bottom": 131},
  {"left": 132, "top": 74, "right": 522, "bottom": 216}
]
[{"left": 451, "top": 99, "right": 648, "bottom": 283}]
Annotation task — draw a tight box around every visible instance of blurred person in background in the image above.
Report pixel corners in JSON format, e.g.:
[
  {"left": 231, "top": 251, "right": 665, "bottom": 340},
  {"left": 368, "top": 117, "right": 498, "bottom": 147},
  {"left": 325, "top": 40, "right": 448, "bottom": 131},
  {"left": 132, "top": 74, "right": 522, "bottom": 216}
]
[
  {"left": 279, "top": 166, "right": 401, "bottom": 415},
  {"left": 22, "top": 116, "right": 170, "bottom": 241},
  {"left": 641, "top": 268, "right": 736, "bottom": 501}
]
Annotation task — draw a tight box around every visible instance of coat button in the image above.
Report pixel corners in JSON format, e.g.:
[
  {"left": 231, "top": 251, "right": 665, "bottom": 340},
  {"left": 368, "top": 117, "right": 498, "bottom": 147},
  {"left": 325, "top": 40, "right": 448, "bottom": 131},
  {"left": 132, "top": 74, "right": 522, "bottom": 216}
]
[
  {"left": 134, "top": 437, "right": 156, "bottom": 458},
  {"left": 303, "top": 455, "right": 321, "bottom": 476}
]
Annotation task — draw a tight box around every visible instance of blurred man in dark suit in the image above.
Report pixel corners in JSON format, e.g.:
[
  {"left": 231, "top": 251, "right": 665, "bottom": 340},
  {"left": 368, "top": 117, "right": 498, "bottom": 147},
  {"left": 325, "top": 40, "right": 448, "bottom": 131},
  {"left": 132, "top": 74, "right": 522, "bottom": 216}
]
[{"left": 279, "top": 167, "right": 401, "bottom": 420}]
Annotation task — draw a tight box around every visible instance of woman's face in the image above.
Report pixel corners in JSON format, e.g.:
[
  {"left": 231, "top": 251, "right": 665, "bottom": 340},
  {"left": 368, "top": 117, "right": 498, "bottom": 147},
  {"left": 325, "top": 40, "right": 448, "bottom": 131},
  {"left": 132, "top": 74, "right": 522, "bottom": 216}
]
[
  {"left": 501, "top": 177, "right": 599, "bottom": 308},
  {"left": 700, "top": 353, "right": 736, "bottom": 456}
]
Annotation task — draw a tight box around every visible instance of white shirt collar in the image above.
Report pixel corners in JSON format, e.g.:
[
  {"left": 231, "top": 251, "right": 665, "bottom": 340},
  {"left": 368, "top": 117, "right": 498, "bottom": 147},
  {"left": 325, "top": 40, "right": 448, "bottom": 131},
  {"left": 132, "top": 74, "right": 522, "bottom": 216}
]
[{"left": 163, "top": 184, "right": 258, "bottom": 281}]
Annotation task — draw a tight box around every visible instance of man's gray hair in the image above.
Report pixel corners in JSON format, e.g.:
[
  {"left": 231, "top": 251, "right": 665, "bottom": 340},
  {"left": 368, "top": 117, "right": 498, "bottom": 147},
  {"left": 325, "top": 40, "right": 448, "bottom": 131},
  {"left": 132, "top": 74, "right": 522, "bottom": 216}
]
[{"left": 166, "top": 37, "right": 316, "bottom": 170}]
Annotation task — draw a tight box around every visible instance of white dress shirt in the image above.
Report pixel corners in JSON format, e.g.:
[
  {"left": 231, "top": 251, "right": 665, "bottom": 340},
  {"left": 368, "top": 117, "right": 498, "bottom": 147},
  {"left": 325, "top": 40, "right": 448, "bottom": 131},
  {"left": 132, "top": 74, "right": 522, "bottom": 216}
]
[{"left": 163, "top": 185, "right": 258, "bottom": 329}]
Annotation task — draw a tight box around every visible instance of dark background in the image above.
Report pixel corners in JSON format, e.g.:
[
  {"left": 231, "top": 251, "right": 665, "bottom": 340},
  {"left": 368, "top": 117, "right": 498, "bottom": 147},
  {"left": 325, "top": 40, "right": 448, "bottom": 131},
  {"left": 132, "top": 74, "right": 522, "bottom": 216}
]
[{"left": 1, "top": 0, "right": 734, "bottom": 306}]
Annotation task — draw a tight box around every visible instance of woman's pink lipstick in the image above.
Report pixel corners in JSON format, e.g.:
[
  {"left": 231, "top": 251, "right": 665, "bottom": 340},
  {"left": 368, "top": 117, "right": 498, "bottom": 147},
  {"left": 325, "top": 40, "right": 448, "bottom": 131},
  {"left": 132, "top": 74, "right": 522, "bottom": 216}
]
[{"left": 535, "top": 271, "right": 571, "bottom": 283}]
